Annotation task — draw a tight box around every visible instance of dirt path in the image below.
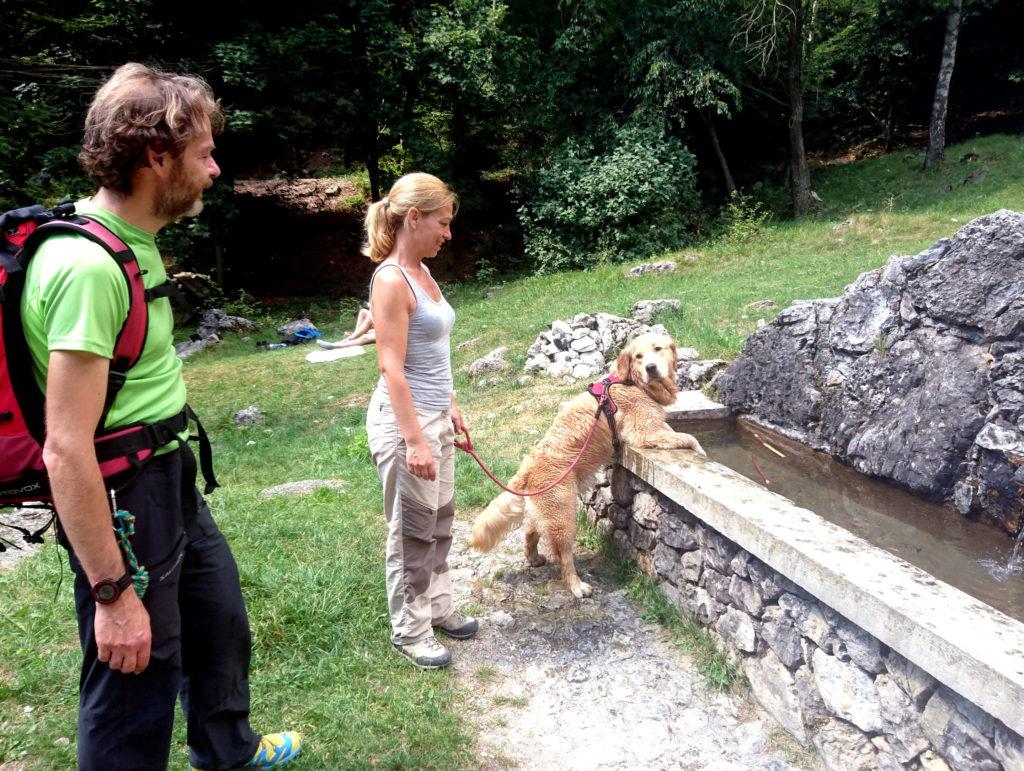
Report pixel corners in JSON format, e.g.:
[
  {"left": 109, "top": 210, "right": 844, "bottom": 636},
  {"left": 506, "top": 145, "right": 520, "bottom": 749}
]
[{"left": 446, "top": 518, "right": 817, "bottom": 770}]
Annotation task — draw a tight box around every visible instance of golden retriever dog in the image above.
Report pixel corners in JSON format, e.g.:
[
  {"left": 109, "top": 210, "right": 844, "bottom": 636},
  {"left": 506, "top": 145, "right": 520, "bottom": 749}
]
[{"left": 470, "top": 332, "right": 705, "bottom": 598}]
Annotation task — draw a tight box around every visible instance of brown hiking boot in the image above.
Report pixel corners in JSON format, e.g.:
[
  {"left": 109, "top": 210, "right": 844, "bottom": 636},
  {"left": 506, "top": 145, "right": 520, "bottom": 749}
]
[
  {"left": 392, "top": 636, "right": 451, "bottom": 669},
  {"left": 433, "top": 610, "right": 479, "bottom": 640}
]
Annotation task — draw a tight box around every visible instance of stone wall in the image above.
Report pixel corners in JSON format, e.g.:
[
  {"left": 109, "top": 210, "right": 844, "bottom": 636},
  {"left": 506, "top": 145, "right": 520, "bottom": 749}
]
[{"left": 586, "top": 465, "right": 1024, "bottom": 771}]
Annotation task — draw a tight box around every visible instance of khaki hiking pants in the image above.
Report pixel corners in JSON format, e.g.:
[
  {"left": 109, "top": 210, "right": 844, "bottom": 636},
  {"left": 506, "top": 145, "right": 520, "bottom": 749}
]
[{"left": 366, "top": 388, "right": 455, "bottom": 645}]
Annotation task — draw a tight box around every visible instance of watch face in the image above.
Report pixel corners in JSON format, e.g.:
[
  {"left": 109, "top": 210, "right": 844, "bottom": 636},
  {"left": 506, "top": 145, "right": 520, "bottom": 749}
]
[{"left": 96, "top": 583, "right": 118, "bottom": 602}]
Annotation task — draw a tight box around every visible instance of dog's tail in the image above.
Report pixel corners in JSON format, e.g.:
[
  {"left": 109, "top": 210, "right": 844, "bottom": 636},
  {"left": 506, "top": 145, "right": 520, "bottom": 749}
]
[{"left": 470, "top": 487, "right": 526, "bottom": 552}]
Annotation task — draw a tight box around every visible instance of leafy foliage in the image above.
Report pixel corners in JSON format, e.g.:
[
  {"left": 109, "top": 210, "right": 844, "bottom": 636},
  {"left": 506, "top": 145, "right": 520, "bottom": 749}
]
[
  {"left": 0, "top": 0, "right": 1021, "bottom": 278},
  {"left": 518, "top": 125, "right": 699, "bottom": 271}
]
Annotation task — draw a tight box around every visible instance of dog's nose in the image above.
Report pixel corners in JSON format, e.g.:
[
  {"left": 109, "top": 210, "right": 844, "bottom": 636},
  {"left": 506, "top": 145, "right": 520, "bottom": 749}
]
[{"left": 645, "top": 363, "right": 659, "bottom": 378}]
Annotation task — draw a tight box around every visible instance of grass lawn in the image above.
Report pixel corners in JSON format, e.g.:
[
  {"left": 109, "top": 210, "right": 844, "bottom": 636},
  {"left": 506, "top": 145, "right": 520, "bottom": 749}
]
[{"left": 1, "top": 133, "right": 1022, "bottom": 768}]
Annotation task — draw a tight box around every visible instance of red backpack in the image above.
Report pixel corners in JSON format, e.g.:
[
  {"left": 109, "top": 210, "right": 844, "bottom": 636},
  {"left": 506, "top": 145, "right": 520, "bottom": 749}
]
[{"left": 1, "top": 202, "right": 217, "bottom": 540}]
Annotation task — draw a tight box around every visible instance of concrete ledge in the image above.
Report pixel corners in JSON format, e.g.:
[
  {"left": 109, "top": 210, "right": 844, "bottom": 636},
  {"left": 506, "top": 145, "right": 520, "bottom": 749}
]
[
  {"left": 622, "top": 445, "right": 1024, "bottom": 738},
  {"left": 665, "top": 390, "right": 730, "bottom": 422}
]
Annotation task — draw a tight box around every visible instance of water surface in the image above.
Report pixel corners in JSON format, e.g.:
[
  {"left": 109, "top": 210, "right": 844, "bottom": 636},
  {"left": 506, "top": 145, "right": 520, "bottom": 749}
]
[{"left": 675, "top": 418, "right": 1024, "bottom": 621}]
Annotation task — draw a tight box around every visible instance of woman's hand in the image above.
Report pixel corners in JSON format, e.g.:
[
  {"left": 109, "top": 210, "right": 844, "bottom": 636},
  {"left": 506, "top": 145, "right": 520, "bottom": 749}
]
[
  {"left": 406, "top": 438, "right": 437, "bottom": 480},
  {"left": 451, "top": 403, "right": 472, "bottom": 450}
]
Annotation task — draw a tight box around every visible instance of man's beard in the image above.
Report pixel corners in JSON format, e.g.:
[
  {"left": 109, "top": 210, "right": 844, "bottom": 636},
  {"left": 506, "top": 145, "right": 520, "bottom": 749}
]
[{"left": 154, "top": 161, "right": 205, "bottom": 220}]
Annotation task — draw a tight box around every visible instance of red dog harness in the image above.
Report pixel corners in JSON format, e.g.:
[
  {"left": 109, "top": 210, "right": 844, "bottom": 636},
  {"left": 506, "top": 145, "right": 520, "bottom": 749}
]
[{"left": 587, "top": 374, "right": 628, "bottom": 454}]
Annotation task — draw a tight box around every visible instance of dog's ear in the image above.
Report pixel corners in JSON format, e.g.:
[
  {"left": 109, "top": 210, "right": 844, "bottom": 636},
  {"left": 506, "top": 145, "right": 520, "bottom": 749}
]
[
  {"left": 615, "top": 347, "right": 633, "bottom": 381},
  {"left": 668, "top": 341, "right": 678, "bottom": 371}
]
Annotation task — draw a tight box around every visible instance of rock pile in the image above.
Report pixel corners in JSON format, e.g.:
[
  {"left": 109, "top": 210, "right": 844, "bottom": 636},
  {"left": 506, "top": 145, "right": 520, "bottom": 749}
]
[
  {"left": 175, "top": 308, "right": 257, "bottom": 359},
  {"left": 523, "top": 313, "right": 669, "bottom": 381},
  {"left": 715, "top": 210, "right": 1024, "bottom": 536}
]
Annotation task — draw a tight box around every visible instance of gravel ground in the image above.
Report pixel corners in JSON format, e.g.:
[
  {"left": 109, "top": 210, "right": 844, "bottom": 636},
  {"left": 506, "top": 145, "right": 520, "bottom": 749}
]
[
  {"left": 0, "top": 508, "right": 52, "bottom": 572},
  {"left": 445, "top": 517, "right": 819, "bottom": 770}
]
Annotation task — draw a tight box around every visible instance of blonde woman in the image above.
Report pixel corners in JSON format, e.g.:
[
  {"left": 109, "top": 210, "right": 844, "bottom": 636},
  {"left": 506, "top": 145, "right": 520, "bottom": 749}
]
[{"left": 364, "top": 173, "right": 477, "bottom": 669}]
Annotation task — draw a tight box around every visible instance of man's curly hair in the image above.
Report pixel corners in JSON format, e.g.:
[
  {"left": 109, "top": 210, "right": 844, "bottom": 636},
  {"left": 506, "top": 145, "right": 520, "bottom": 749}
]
[{"left": 79, "top": 63, "right": 224, "bottom": 194}]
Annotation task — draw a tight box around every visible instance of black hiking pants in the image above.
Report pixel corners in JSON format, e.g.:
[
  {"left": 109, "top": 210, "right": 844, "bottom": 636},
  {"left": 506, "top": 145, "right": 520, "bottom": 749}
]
[{"left": 59, "top": 444, "right": 260, "bottom": 771}]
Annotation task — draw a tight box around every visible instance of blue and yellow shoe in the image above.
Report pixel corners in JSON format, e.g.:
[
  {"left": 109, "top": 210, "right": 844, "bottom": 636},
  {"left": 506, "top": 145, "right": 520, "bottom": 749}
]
[
  {"left": 190, "top": 732, "right": 302, "bottom": 770},
  {"left": 247, "top": 733, "right": 302, "bottom": 768}
]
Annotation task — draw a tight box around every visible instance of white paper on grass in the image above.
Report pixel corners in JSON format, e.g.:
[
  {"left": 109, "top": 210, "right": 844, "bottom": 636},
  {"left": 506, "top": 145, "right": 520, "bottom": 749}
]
[{"left": 305, "top": 346, "right": 366, "bottom": 363}]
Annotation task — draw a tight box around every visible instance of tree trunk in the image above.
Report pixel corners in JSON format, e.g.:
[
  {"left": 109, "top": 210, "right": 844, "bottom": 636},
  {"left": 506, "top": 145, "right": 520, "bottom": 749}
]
[
  {"left": 367, "top": 141, "right": 380, "bottom": 201},
  {"left": 702, "top": 111, "right": 736, "bottom": 195},
  {"left": 784, "top": 0, "right": 812, "bottom": 217},
  {"left": 924, "top": 0, "right": 963, "bottom": 170},
  {"left": 214, "top": 243, "right": 225, "bottom": 287}
]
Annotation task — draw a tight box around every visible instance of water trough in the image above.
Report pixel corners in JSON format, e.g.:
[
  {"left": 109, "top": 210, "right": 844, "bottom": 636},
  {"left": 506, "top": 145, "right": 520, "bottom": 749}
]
[{"left": 585, "top": 390, "right": 1024, "bottom": 769}]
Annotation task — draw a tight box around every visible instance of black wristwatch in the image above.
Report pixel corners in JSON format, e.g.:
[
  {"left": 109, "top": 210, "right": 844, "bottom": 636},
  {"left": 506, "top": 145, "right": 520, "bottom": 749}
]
[{"left": 91, "top": 573, "right": 133, "bottom": 605}]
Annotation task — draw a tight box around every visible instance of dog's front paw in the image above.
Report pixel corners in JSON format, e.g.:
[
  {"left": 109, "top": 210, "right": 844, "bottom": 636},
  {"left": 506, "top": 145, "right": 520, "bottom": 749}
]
[
  {"left": 526, "top": 553, "right": 547, "bottom": 567},
  {"left": 570, "top": 580, "right": 593, "bottom": 599},
  {"left": 681, "top": 433, "right": 706, "bottom": 456}
]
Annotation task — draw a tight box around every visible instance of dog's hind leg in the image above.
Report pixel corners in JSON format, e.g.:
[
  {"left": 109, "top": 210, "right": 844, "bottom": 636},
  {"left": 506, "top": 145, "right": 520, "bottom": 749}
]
[
  {"left": 536, "top": 484, "right": 592, "bottom": 599},
  {"left": 551, "top": 525, "right": 591, "bottom": 599},
  {"left": 524, "top": 519, "right": 546, "bottom": 567}
]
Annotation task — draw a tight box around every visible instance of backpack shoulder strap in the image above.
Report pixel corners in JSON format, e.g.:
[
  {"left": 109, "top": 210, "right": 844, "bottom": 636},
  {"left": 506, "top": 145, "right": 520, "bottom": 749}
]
[{"left": 25, "top": 217, "right": 149, "bottom": 420}]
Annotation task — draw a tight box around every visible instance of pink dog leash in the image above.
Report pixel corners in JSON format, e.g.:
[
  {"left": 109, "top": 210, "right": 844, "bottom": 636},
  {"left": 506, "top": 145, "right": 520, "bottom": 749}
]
[{"left": 455, "top": 377, "right": 623, "bottom": 497}]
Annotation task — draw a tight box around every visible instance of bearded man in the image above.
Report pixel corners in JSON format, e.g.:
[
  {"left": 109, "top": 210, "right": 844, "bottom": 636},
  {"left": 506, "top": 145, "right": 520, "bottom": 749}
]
[{"left": 21, "top": 63, "right": 301, "bottom": 771}]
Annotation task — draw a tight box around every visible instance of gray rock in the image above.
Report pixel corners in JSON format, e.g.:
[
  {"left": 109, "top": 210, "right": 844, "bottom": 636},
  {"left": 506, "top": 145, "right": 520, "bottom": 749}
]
[
  {"left": 632, "top": 492, "right": 663, "bottom": 528},
  {"left": 730, "top": 552, "right": 750, "bottom": 578},
  {"left": 677, "top": 359, "right": 730, "bottom": 390},
  {"left": 812, "top": 719, "right": 876, "bottom": 771},
  {"left": 196, "top": 308, "right": 257, "bottom": 338},
  {"left": 233, "top": 406, "right": 262, "bottom": 427},
  {"left": 659, "top": 509, "right": 699, "bottom": 550},
  {"left": 699, "top": 527, "right": 739, "bottom": 573},
  {"left": 524, "top": 355, "right": 548, "bottom": 372},
  {"left": 761, "top": 608, "right": 804, "bottom": 669},
  {"left": 812, "top": 648, "right": 883, "bottom": 732},
  {"left": 610, "top": 466, "right": 634, "bottom": 507},
  {"left": 743, "top": 651, "right": 807, "bottom": 743},
  {"left": 728, "top": 575, "right": 764, "bottom": 617},
  {"left": 469, "top": 347, "right": 511, "bottom": 377},
  {"left": 994, "top": 723, "right": 1024, "bottom": 771},
  {"left": 884, "top": 650, "right": 938, "bottom": 710},
  {"left": 715, "top": 607, "right": 758, "bottom": 652},
  {"left": 607, "top": 503, "right": 631, "bottom": 529},
  {"left": 628, "top": 518, "right": 658, "bottom": 551},
  {"left": 613, "top": 528, "right": 638, "bottom": 562},
  {"left": 749, "top": 558, "right": 795, "bottom": 601},
  {"left": 570, "top": 336, "right": 598, "bottom": 353},
  {"left": 715, "top": 210, "right": 1024, "bottom": 533},
  {"left": 487, "top": 610, "right": 515, "bottom": 628},
  {"left": 631, "top": 299, "right": 681, "bottom": 323},
  {"left": 795, "top": 664, "right": 831, "bottom": 728},
  {"left": 875, "top": 674, "right": 930, "bottom": 763},
  {"left": 779, "top": 593, "right": 835, "bottom": 648},
  {"left": 683, "top": 585, "right": 724, "bottom": 624},
  {"left": 834, "top": 617, "right": 886, "bottom": 674},
  {"left": 702, "top": 568, "right": 733, "bottom": 605},
  {"left": 175, "top": 334, "right": 220, "bottom": 359},
  {"left": 922, "top": 687, "right": 1000, "bottom": 771},
  {"left": 625, "top": 260, "right": 677, "bottom": 277},
  {"left": 652, "top": 542, "right": 681, "bottom": 583},
  {"left": 680, "top": 550, "right": 703, "bottom": 584}
]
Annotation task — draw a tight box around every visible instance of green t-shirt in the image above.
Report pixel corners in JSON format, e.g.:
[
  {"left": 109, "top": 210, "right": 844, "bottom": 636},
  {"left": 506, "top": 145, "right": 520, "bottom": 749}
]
[{"left": 20, "top": 199, "right": 187, "bottom": 442}]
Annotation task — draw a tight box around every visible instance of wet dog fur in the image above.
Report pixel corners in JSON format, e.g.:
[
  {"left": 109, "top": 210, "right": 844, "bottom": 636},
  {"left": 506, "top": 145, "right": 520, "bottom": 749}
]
[{"left": 469, "top": 332, "right": 705, "bottom": 598}]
